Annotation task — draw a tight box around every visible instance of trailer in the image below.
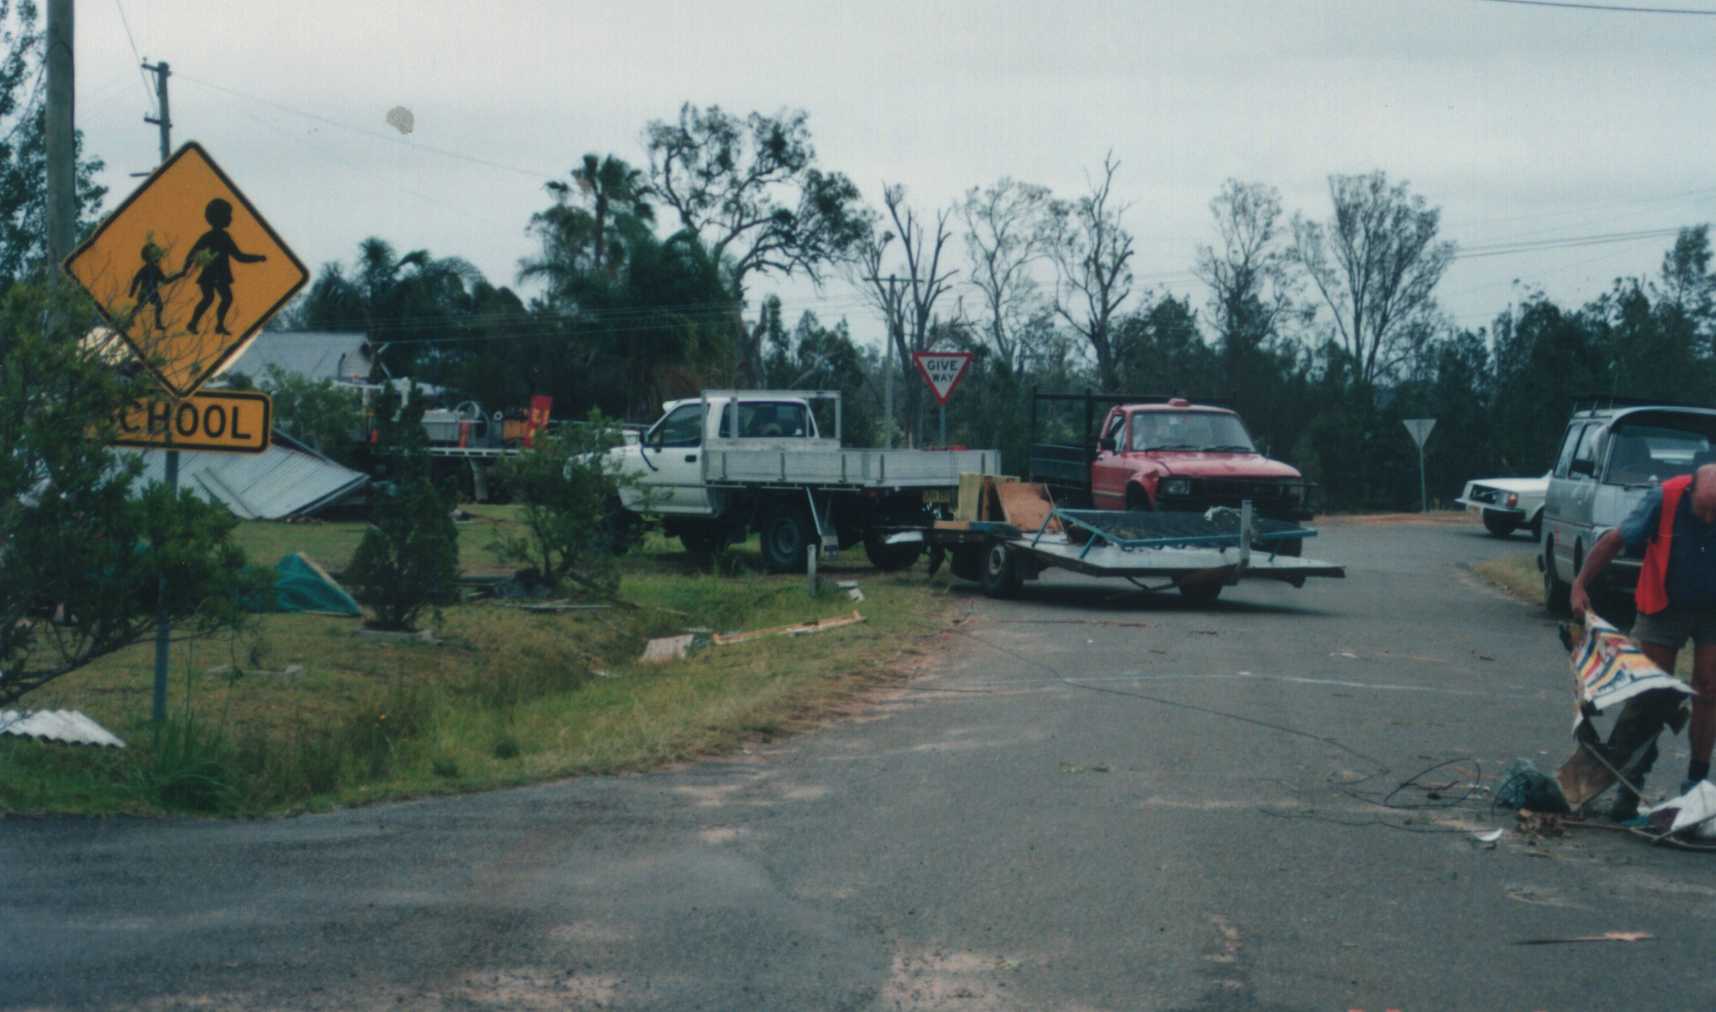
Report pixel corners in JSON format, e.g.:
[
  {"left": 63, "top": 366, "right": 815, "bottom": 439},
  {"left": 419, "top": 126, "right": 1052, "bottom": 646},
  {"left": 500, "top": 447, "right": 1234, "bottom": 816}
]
[{"left": 929, "top": 477, "right": 1343, "bottom": 602}]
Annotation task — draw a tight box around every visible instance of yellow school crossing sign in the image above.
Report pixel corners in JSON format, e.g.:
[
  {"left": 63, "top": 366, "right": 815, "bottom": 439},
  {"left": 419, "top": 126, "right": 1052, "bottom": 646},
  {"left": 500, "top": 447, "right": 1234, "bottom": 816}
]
[{"left": 63, "top": 142, "right": 308, "bottom": 399}]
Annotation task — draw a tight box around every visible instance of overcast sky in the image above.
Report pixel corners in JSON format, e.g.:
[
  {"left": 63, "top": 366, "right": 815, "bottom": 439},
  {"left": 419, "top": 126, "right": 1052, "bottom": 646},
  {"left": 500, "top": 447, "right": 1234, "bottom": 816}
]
[{"left": 73, "top": 0, "right": 1716, "bottom": 350}]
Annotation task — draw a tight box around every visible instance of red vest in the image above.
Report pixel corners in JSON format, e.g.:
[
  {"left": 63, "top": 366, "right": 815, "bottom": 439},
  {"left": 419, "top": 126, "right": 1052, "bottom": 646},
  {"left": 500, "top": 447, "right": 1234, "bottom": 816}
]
[{"left": 1635, "top": 474, "right": 1692, "bottom": 615}]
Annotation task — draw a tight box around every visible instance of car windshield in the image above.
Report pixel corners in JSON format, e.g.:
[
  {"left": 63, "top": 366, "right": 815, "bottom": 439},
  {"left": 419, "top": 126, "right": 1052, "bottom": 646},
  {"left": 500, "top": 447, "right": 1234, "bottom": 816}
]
[
  {"left": 1605, "top": 421, "right": 1716, "bottom": 485},
  {"left": 1131, "top": 411, "right": 1255, "bottom": 452}
]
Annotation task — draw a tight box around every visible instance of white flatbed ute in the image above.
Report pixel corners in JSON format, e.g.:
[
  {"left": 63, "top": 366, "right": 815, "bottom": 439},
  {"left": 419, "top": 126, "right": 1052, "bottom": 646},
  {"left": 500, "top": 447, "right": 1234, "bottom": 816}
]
[{"left": 608, "top": 389, "right": 1002, "bottom": 572}]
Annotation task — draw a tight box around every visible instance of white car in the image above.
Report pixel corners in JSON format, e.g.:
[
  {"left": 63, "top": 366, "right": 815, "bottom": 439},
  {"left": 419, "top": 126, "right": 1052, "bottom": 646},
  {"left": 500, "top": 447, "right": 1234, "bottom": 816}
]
[{"left": 1456, "top": 473, "right": 1548, "bottom": 539}]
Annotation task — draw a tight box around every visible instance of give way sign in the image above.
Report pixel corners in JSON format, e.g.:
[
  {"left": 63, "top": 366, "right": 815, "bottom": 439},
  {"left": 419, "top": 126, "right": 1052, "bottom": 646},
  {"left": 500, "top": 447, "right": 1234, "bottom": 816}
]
[{"left": 912, "top": 351, "right": 974, "bottom": 406}]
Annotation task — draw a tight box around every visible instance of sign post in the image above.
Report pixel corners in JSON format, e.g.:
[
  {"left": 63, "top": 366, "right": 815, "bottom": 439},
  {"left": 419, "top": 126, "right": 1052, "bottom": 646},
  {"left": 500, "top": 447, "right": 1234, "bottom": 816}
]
[
  {"left": 912, "top": 351, "right": 974, "bottom": 446},
  {"left": 63, "top": 142, "right": 307, "bottom": 721},
  {"left": 1403, "top": 417, "right": 1437, "bottom": 513}
]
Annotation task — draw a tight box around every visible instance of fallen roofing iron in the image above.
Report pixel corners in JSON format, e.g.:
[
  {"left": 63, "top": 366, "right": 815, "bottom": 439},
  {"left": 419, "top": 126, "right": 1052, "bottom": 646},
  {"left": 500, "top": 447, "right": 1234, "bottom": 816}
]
[{"left": 0, "top": 709, "right": 126, "bottom": 748}]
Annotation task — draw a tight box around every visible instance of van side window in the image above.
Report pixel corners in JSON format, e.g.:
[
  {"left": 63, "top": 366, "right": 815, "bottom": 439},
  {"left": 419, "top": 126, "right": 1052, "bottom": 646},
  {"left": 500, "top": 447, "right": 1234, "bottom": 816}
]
[
  {"left": 1570, "top": 424, "right": 1602, "bottom": 477},
  {"left": 1552, "top": 423, "right": 1585, "bottom": 478}
]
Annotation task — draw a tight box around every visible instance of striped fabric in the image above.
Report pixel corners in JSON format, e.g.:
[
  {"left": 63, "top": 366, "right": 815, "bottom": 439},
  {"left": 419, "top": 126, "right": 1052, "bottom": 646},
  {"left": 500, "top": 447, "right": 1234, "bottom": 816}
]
[{"left": 1570, "top": 614, "right": 1693, "bottom": 728}]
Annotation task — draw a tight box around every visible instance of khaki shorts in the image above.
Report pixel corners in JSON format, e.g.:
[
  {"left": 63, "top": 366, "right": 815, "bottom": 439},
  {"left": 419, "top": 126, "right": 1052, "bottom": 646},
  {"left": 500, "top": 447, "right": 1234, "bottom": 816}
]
[{"left": 1630, "top": 608, "right": 1716, "bottom": 649}]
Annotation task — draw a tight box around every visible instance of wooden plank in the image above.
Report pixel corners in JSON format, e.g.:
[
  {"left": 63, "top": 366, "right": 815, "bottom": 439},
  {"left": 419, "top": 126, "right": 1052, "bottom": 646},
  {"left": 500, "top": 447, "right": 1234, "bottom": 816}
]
[{"left": 995, "top": 481, "right": 1061, "bottom": 533}]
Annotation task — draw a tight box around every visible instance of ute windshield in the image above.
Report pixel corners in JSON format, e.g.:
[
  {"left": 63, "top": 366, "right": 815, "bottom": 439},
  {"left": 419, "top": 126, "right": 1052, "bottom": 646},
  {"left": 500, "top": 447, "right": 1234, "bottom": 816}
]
[{"left": 1131, "top": 411, "right": 1255, "bottom": 453}]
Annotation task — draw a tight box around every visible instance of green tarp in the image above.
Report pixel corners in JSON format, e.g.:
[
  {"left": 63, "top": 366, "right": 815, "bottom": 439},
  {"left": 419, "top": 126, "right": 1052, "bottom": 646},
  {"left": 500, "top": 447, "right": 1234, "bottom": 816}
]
[{"left": 245, "top": 552, "right": 361, "bottom": 616}]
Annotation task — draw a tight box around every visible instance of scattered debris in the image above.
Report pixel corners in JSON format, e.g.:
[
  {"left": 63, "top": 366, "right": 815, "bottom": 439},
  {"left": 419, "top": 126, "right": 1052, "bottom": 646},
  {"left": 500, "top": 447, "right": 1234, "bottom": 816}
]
[
  {"left": 355, "top": 627, "right": 442, "bottom": 644},
  {"left": 1058, "top": 762, "right": 1111, "bottom": 774},
  {"left": 204, "top": 663, "right": 305, "bottom": 681},
  {"left": 1496, "top": 758, "right": 1570, "bottom": 814},
  {"left": 497, "top": 601, "right": 612, "bottom": 614},
  {"left": 1474, "top": 828, "right": 1504, "bottom": 846},
  {"left": 640, "top": 634, "right": 702, "bottom": 665},
  {"left": 712, "top": 610, "right": 866, "bottom": 646},
  {"left": 1517, "top": 809, "right": 1567, "bottom": 839},
  {"left": 1645, "top": 781, "right": 1716, "bottom": 840},
  {"left": 1513, "top": 931, "right": 1653, "bottom": 946},
  {"left": 0, "top": 710, "right": 125, "bottom": 748}
]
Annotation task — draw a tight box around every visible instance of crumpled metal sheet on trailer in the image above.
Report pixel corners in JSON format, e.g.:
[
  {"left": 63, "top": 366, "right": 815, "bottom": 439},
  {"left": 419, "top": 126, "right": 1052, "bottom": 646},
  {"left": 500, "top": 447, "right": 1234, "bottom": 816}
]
[
  {"left": 1016, "top": 538, "right": 1345, "bottom": 579},
  {"left": 120, "top": 432, "right": 368, "bottom": 520},
  {"left": 0, "top": 709, "right": 126, "bottom": 748}
]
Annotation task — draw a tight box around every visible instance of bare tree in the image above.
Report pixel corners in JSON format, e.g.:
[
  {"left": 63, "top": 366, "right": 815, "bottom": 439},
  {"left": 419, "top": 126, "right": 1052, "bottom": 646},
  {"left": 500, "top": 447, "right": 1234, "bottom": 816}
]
[
  {"left": 1051, "top": 153, "right": 1136, "bottom": 392},
  {"left": 1193, "top": 179, "right": 1304, "bottom": 399},
  {"left": 1290, "top": 171, "right": 1455, "bottom": 387},
  {"left": 853, "top": 184, "right": 958, "bottom": 445},
  {"left": 960, "top": 178, "right": 1055, "bottom": 375},
  {"left": 643, "top": 104, "right": 870, "bottom": 383}
]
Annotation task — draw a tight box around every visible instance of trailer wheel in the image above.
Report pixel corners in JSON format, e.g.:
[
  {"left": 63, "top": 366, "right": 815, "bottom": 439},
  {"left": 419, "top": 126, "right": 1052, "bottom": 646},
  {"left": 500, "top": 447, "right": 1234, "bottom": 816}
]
[
  {"left": 949, "top": 546, "right": 983, "bottom": 582},
  {"left": 760, "top": 506, "right": 818, "bottom": 574},
  {"left": 864, "top": 529, "right": 924, "bottom": 571},
  {"left": 1178, "top": 576, "right": 1223, "bottom": 605},
  {"left": 981, "top": 543, "right": 1023, "bottom": 599}
]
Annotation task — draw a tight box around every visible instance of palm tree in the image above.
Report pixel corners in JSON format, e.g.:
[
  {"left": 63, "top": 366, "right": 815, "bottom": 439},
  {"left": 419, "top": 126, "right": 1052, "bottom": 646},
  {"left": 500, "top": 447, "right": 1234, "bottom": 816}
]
[{"left": 520, "top": 154, "right": 655, "bottom": 296}]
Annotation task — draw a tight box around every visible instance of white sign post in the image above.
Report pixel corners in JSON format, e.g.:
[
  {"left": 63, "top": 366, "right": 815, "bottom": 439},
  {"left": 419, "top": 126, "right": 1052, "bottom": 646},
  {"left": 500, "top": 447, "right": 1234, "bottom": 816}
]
[
  {"left": 912, "top": 351, "right": 974, "bottom": 446},
  {"left": 1403, "top": 418, "right": 1437, "bottom": 513}
]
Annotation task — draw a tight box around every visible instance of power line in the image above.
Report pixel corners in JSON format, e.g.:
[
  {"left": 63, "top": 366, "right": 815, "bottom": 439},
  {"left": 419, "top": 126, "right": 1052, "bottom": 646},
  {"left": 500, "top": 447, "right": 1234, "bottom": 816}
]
[
  {"left": 1478, "top": 0, "right": 1716, "bottom": 13},
  {"left": 111, "top": 0, "right": 156, "bottom": 116},
  {"left": 175, "top": 72, "right": 559, "bottom": 182}
]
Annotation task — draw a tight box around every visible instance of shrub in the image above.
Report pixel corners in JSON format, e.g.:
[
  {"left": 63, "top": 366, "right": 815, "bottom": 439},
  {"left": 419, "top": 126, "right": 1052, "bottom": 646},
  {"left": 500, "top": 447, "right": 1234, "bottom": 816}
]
[
  {"left": 490, "top": 412, "right": 637, "bottom": 595},
  {"left": 345, "top": 382, "right": 460, "bottom": 630}
]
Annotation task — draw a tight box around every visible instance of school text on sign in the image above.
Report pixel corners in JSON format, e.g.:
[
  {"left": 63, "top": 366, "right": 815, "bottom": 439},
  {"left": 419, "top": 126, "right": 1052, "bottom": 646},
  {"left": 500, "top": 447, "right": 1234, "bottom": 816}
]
[{"left": 113, "top": 390, "right": 272, "bottom": 454}]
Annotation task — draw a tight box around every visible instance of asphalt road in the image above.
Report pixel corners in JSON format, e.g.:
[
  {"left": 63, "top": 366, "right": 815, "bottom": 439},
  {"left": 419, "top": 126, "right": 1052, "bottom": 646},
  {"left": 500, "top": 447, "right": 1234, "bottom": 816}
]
[{"left": 6, "top": 520, "right": 1713, "bottom": 1010}]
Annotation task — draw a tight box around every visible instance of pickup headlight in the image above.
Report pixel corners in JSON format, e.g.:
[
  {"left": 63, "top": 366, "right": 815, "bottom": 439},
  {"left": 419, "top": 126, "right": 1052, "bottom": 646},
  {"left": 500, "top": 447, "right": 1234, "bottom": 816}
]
[
  {"left": 1161, "top": 478, "right": 1192, "bottom": 497},
  {"left": 1285, "top": 483, "right": 1307, "bottom": 505}
]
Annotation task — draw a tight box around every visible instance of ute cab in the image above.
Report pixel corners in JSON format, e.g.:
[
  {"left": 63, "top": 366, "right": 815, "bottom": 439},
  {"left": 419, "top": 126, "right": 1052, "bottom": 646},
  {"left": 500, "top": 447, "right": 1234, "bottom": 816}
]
[{"left": 1090, "top": 399, "right": 1313, "bottom": 521}]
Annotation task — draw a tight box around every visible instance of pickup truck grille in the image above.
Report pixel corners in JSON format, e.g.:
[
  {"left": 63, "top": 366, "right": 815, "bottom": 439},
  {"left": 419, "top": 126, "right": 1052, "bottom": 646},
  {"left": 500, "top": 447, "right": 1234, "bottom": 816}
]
[{"left": 1156, "top": 478, "right": 1311, "bottom": 518}]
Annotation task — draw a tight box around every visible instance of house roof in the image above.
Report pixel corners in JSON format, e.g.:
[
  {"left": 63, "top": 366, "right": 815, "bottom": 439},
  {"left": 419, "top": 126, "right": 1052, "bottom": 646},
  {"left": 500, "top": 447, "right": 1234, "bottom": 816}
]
[{"left": 222, "top": 331, "right": 372, "bottom": 385}]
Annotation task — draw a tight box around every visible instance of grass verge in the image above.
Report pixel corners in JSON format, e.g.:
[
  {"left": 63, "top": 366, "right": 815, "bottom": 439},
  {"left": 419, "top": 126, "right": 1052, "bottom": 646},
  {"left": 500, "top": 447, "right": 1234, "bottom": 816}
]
[
  {"left": 1, "top": 512, "right": 954, "bottom": 817},
  {"left": 1472, "top": 551, "right": 1541, "bottom": 603}
]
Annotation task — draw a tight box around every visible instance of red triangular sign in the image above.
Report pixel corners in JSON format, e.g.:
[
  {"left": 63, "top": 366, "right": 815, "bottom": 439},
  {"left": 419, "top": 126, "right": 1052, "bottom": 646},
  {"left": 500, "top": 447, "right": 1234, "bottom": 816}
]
[{"left": 912, "top": 351, "right": 974, "bottom": 406}]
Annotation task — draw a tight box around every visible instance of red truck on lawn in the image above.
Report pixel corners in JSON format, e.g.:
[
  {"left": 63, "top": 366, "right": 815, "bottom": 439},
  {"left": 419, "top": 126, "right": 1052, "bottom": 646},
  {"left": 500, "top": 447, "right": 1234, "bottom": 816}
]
[{"left": 1028, "top": 392, "right": 1316, "bottom": 551}]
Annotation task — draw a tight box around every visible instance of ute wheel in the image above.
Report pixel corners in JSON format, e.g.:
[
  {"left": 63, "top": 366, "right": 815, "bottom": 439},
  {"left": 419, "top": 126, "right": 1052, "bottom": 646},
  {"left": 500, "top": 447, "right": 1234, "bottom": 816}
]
[
  {"left": 1178, "top": 574, "right": 1224, "bottom": 605},
  {"left": 1125, "top": 485, "right": 1152, "bottom": 512},
  {"left": 679, "top": 525, "right": 724, "bottom": 557},
  {"left": 760, "top": 506, "right": 818, "bottom": 573},
  {"left": 1543, "top": 535, "right": 1571, "bottom": 616},
  {"left": 1529, "top": 513, "right": 1543, "bottom": 543},
  {"left": 949, "top": 546, "right": 984, "bottom": 583},
  {"left": 1257, "top": 535, "right": 1302, "bottom": 557},
  {"left": 600, "top": 495, "right": 642, "bottom": 555},
  {"left": 863, "top": 528, "right": 924, "bottom": 571},
  {"left": 1482, "top": 510, "right": 1520, "bottom": 538},
  {"left": 980, "top": 543, "right": 1023, "bottom": 599}
]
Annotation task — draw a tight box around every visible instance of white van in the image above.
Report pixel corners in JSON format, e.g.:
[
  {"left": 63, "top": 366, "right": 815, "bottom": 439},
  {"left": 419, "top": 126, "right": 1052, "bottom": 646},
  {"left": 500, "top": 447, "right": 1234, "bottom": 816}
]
[{"left": 1540, "top": 402, "right": 1716, "bottom": 613}]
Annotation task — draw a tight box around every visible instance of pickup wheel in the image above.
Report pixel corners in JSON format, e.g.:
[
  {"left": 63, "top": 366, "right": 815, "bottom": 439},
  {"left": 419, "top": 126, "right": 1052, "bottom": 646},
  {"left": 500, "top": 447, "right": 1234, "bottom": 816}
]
[
  {"left": 1482, "top": 510, "right": 1520, "bottom": 538},
  {"left": 1125, "top": 485, "right": 1152, "bottom": 512},
  {"left": 760, "top": 506, "right": 818, "bottom": 574},
  {"left": 1265, "top": 536, "right": 1303, "bottom": 558},
  {"left": 679, "top": 525, "right": 724, "bottom": 557},
  {"left": 980, "top": 543, "right": 1023, "bottom": 599},
  {"left": 863, "top": 528, "right": 923, "bottom": 571},
  {"left": 600, "top": 495, "right": 642, "bottom": 555}
]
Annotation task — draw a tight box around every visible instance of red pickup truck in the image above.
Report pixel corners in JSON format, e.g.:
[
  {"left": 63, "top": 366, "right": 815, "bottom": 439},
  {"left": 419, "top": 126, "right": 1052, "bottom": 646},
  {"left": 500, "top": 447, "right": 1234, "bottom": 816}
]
[{"left": 1029, "top": 393, "right": 1316, "bottom": 547}]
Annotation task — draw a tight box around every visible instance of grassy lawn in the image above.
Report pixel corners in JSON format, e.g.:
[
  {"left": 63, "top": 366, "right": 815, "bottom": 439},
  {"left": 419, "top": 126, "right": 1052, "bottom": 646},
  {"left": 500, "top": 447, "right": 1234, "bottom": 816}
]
[{"left": 1, "top": 508, "right": 955, "bottom": 816}]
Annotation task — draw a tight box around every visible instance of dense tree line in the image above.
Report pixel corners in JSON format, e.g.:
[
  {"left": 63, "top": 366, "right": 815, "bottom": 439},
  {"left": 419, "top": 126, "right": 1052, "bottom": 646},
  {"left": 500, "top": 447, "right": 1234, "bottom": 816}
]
[{"left": 275, "top": 104, "right": 1716, "bottom": 512}]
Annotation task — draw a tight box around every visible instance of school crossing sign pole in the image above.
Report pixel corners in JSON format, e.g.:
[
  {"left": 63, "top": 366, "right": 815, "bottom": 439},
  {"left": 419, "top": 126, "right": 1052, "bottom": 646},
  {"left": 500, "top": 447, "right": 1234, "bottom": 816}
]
[
  {"left": 62, "top": 141, "right": 309, "bottom": 721},
  {"left": 912, "top": 350, "right": 974, "bottom": 446}
]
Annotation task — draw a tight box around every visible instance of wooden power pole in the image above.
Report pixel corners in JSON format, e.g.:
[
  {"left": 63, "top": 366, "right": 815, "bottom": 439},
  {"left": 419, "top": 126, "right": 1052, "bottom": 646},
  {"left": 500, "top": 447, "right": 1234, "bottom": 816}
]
[{"left": 44, "top": 0, "right": 73, "bottom": 264}]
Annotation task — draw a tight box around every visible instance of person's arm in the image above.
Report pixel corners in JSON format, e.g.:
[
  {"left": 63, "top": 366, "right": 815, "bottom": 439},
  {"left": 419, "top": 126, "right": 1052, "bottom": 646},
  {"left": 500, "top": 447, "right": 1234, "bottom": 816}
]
[
  {"left": 1572, "top": 486, "right": 1660, "bottom": 616},
  {"left": 1571, "top": 529, "right": 1626, "bottom": 617},
  {"left": 225, "top": 234, "right": 267, "bottom": 264}
]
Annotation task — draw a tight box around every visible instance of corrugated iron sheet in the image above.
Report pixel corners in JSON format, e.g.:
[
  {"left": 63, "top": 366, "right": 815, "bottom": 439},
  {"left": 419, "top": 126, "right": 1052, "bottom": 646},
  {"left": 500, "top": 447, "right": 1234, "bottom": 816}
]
[
  {"left": 0, "top": 710, "right": 126, "bottom": 748},
  {"left": 122, "top": 432, "right": 368, "bottom": 520}
]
